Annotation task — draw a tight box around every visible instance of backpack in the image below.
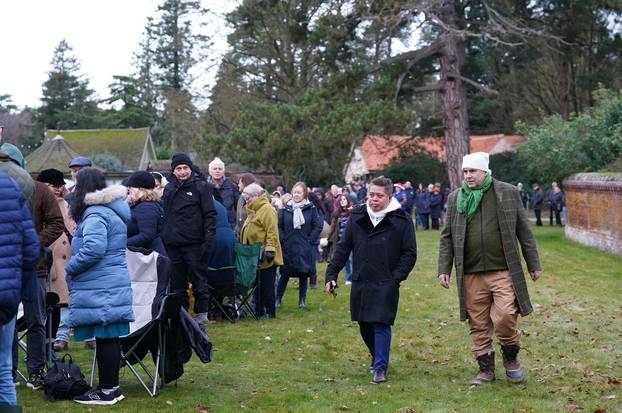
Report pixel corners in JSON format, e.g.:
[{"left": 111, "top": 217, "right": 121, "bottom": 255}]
[{"left": 44, "top": 354, "right": 91, "bottom": 401}]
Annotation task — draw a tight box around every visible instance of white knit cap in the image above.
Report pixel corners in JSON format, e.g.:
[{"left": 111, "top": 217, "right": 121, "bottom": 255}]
[{"left": 462, "top": 152, "right": 491, "bottom": 174}]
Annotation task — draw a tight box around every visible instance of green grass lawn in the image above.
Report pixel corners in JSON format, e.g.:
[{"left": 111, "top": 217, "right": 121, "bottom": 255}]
[{"left": 16, "top": 226, "right": 622, "bottom": 412}]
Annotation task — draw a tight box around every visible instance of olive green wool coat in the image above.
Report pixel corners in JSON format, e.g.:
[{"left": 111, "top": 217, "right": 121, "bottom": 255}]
[{"left": 438, "top": 180, "right": 541, "bottom": 321}]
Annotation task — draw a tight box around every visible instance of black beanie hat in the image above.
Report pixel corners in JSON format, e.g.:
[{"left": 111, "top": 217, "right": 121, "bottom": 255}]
[
  {"left": 36, "top": 169, "right": 66, "bottom": 186},
  {"left": 123, "top": 171, "right": 156, "bottom": 189},
  {"left": 171, "top": 153, "right": 192, "bottom": 170}
]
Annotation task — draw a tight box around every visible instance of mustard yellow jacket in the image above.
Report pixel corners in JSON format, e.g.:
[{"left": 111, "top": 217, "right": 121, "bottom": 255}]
[{"left": 241, "top": 194, "right": 283, "bottom": 269}]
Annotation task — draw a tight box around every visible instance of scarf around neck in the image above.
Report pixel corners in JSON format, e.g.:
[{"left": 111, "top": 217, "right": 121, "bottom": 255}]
[
  {"left": 457, "top": 174, "right": 493, "bottom": 224},
  {"left": 366, "top": 197, "right": 401, "bottom": 227},
  {"left": 288, "top": 199, "right": 309, "bottom": 229}
]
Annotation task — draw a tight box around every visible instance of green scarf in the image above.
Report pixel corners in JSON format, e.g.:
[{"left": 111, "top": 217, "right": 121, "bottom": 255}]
[{"left": 457, "top": 174, "right": 493, "bottom": 223}]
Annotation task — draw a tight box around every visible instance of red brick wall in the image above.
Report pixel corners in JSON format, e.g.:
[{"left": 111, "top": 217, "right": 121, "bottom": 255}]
[{"left": 564, "top": 173, "right": 622, "bottom": 255}]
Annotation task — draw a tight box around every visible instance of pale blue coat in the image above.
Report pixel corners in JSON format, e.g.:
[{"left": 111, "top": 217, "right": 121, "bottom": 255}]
[{"left": 66, "top": 185, "right": 134, "bottom": 327}]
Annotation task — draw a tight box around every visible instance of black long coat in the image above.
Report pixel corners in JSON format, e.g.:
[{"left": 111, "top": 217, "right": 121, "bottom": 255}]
[{"left": 325, "top": 205, "right": 417, "bottom": 325}]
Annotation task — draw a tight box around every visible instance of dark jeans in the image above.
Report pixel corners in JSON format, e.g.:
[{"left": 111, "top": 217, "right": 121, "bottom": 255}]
[
  {"left": 534, "top": 209, "right": 542, "bottom": 226},
  {"left": 276, "top": 273, "right": 308, "bottom": 302},
  {"left": 168, "top": 245, "right": 210, "bottom": 314},
  {"left": 309, "top": 247, "right": 318, "bottom": 286},
  {"left": 254, "top": 266, "right": 276, "bottom": 318},
  {"left": 359, "top": 322, "right": 392, "bottom": 371},
  {"left": 420, "top": 213, "right": 430, "bottom": 230},
  {"left": 96, "top": 337, "right": 120, "bottom": 389},
  {"left": 13, "top": 277, "right": 46, "bottom": 375},
  {"left": 549, "top": 207, "right": 561, "bottom": 226}
]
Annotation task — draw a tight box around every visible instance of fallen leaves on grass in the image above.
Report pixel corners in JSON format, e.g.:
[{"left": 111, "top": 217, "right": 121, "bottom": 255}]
[
  {"left": 607, "top": 377, "right": 620, "bottom": 385},
  {"left": 196, "top": 404, "right": 212, "bottom": 413}
]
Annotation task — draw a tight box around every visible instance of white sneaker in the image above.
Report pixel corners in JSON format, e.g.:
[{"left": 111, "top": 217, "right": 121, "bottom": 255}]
[{"left": 345, "top": 281, "right": 352, "bottom": 285}]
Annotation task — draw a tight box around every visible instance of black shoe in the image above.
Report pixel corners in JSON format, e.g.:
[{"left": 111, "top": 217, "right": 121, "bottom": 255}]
[
  {"left": 73, "top": 388, "right": 119, "bottom": 405},
  {"left": 371, "top": 369, "right": 387, "bottom": 384},
  {"left": 26, "top": 370, "right": 45, "bottom": 390},
  {"left": 112, "top": 387, "right": 125, "bottom": 402}
]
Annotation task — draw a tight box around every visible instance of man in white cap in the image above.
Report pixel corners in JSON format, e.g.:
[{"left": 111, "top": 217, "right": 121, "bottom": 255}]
[
  {"left": 207, "top": 157, "right": 240, "bottom": 230},
  {"left": 437, "top": 152, "right": 541, "bottom": 385}
]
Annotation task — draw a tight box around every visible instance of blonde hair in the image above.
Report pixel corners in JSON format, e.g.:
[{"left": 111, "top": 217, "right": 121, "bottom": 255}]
[
  {"left": 129, "top": 187, "right": 159, "bottom": 203},
  {"left": 291, "top": 181, "right": 308, "bottom": 198}
]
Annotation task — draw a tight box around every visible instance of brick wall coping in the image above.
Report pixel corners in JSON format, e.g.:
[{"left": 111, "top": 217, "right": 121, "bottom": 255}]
[{"left": 564, "top": 173, "right": 622, "bottom": 191}]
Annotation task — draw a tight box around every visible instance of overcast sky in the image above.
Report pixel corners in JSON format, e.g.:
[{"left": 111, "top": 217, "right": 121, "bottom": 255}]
[{"left": 0, "top": 0, "right": 235, "bottom": 109}]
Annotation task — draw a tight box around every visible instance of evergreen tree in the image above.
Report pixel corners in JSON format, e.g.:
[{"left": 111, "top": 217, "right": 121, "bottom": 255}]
[{"left": 37, "top": 39, "right": 100, "bottom": 132}]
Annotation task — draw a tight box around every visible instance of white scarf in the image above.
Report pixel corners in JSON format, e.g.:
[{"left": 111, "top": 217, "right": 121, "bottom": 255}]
[
  {"left": 366, "top": 197, "right": 402, "bottom": 227},
  {"left": 288, "top": 199, "right": 309, "bottom": 229}
]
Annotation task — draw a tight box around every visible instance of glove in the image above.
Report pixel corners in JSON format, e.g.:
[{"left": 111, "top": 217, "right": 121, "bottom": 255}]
[{"left": 264, "top": 251, "right": 275, "bottom": 262}]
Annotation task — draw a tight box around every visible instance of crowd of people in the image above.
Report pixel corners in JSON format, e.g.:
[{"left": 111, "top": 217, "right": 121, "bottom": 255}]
[{"left": 0, "top": 144, "right": 553, "bottom": 408}]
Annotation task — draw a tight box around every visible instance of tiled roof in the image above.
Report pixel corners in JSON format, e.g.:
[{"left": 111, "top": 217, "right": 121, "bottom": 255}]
[
  {"left": 46, "top": 128, "right": 156, "bottom": 171},
  {"left": 360, "top": 134, "right": 526, "bottom": 172}
]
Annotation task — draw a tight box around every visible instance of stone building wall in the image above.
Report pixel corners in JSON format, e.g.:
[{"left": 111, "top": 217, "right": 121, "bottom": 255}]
[{"left": 563, "top": 173, "right": 622, "bottom": 256}]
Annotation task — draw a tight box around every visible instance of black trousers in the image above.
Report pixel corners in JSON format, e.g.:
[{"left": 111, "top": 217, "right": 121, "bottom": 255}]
[
  {"left": 431, "top": 217, "right": 440, "bottom": 230},
  {"left": 167, "top": 245, "right": 210, "bottom": 314},
  {"left": 96, "top": 337, "right": 120, "bottom": 388},
  {"left": 549, "top": 207, "right": 561, "bottom": 226},
  {"left": 13, "top": 277, "right": 46, "bottom": 375},
  {"left": 534, "top": 209, "right": 542, "bottom": 226},
  {"left": 254, "top": 266, "right": 276, "bottom": 318}
]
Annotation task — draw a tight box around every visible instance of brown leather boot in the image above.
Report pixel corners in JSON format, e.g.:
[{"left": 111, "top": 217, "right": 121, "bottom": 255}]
[
  {"left": 501, "top": 344, "right": 525, "bottom": 383},
  {"left": 471, "top": 351, "right": 496, "bottom": 385}
]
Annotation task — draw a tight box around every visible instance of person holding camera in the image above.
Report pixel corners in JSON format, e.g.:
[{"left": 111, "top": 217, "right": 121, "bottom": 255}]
[{"left": 240, "top": 183, "right": 283, "bottom": 319}]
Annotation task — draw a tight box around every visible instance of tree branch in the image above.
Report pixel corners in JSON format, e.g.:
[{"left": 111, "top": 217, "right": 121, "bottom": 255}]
[
  {"left": 369, "top": 40, "right": 443, "bottom": 73},
  {"left": 446, "top": 73, "right": 499, "bottom": 96}
]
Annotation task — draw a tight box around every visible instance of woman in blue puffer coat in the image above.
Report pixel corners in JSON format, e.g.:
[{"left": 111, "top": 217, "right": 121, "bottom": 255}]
[
  {"left": 66, "top": 168, "right": 134, "bottom": 406},
  {"left": 276, "top": 182, "right": 322, "bottom": 309}
]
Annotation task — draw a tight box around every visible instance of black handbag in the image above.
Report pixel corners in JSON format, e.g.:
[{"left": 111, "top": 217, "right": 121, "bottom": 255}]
[{"left": 44, "top": 354, "right": 91, "bottom": 401}]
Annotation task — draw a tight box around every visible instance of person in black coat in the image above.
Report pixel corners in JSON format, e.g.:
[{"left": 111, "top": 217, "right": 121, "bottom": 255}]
[
  {"left": 277, "top": 182, "right": 323, "bottom": 308},
  {"left": 124, "top": 171, "right": 166, "bottom": 256},
  {"left": 414, "top": 183, "right": 430, "bottom": 230},
  {"left": 161, "top": 154, "right": 217, "bottom": 331},
  {"left": 207, "top": 157, "right": 240, "bottom": 230},
  {"left": 531, "top": 183, "right": 544, "bottom": 226},
  {"left": 429, "top": 183, "right": 444, "bottom": 230},
  {"left": 325, "top": 176, "right": 417, "bottom": 385}
]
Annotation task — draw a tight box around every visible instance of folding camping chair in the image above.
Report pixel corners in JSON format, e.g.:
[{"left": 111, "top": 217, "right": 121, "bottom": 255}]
[
  {"left": 207, "top": 243, "right": 262, "bottom": 322},
  {"left": 90, "top": 247, "right": 175, "bottom": 397},
  {"left": 14, "top": 304, "right": 28, "bottom": 383},
  {"left": 13, "top": 289, "right": 59, "bottom": 384}
]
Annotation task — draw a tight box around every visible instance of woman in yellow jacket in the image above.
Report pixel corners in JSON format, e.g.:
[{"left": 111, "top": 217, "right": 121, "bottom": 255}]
[{"left": 240, "top": 183, "right": 283, "bottom": 318}]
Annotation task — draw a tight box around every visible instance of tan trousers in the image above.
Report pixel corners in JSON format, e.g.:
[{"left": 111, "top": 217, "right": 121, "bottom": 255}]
[{"left": 464, "top": 270, "right": 521, "bottom": 358}]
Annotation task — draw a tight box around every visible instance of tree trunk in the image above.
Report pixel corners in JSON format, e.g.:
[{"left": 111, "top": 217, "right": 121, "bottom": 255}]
[{"left": 438, "top": 2, "right": 470, "bottom": 190}]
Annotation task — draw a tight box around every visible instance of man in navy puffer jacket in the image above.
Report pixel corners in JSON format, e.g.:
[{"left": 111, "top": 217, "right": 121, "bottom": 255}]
[{"left": 0, "top": 171, "right": 39, "bottom": 409}]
